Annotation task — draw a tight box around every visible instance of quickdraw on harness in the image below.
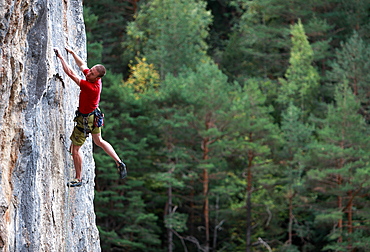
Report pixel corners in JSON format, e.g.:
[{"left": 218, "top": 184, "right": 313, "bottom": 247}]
[{"left": 74, "top": 108, "right": 104, "bottom": 138}]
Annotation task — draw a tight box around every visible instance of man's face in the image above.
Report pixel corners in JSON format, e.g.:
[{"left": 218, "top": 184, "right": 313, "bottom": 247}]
[{"left": 86, "top": 66, "right": 100, "bottom": 83}]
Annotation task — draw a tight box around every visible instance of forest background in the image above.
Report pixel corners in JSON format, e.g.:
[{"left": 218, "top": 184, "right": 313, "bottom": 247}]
[{"left": 82, "top": 0, "right": 370, "bottom": 251}]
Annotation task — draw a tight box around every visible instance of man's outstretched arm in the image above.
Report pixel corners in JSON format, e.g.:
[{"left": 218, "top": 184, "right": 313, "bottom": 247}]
[
  {"left": 54, "top": 48, "right": 81, "bottom": 86},
  {"left": 65, "top": 47, "right": 88, "bottom": 72}
]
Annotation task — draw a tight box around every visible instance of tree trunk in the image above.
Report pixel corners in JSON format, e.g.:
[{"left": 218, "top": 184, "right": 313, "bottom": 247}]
[
  {"left": 246, "top": 188, "right": 252, "bottom": 252},
  {"left": 337, "top": 150, "right": 344, "bottom": 244},
  {"left": 203, "top": 167, "right": 210, "bottom": 252},
  {"left": 202, "top": 137, "right": 210, "bottom": 252},
  {"left": 190, "top": 180, "right": 195, "bottom": 236},
  {"left": 246, "top": 149, "right": 254, "bottom": 252},
  {"left": 337, "top": 174, "right": 343, "bottom": 243},
  {"left": 212, "top": 195, "right": 220, "bottom": 251},
  {"left": 347, "top": 190, "right": 353, "bottom": 252},
  {"left": 168, "top": 185, "right": 173, "bottom": 252},
  {"left": 288, "top": 191, "right": 293, "bottom": 245}
]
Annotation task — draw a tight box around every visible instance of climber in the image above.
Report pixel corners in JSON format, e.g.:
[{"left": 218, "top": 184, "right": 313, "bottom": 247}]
[{"left": 54, "top": 47, "right": 127, "bottom": 187}]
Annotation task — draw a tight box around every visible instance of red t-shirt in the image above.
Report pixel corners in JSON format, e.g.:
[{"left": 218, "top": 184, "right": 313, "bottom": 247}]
[{"left": 78, "top": 69, "right": 101, "bottom": 114}]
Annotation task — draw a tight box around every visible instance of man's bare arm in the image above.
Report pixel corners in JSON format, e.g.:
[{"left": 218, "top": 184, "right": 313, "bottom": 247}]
[
  {"left": 54, "top": 48, "right": 81, "bottom": 86},
  {"left": 65, "top": 47, "right": 88, "bottom": 72}
]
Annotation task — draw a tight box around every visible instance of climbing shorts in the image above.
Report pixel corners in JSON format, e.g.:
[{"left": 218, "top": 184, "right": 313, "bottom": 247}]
[{"left": 70, "top": 114, "right": 101, "bottom": 146}]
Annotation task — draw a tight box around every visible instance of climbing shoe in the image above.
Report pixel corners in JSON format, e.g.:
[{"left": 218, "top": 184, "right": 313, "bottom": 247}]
[
  {"left": 67, "top": 178, "right": 82, "bottom": 187},
  {"left": 117, "top": 161, "right": 127, "bottom": 179}
]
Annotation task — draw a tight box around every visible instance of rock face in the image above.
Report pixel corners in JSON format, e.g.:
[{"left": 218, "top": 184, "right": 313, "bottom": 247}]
[{"left": 0, "top": 0, "right": 101, "bottom": 251}]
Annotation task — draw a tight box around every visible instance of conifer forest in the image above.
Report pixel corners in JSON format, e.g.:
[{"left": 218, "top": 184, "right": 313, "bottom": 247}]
[{"left": 83, "top": 0, "right": 370, "bottom": 251}]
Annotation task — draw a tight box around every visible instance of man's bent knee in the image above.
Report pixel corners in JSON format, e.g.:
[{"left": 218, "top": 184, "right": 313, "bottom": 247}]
[
  {"left": 92, "top": 133, "right": 104, "bottom": 146},
  {"left": 71, "top": 144, "right": 81, "bottom": 155}
]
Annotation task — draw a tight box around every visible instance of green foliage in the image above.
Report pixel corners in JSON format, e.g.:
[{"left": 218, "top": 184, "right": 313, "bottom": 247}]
[
  {"left": 84, "top": 0, "right": 139, "bottom": 74},
  {"left": 96, "top": 181, "right": 162, "bottom": 251},
  {"left": 223, "top": 0, "right": 332, "bottom": 80},
  {"left": 164, "top": 212, "right": 188, "bottom": 232},
  {"left": 83, "top": 0, "right": 370, "bottom": 251},
  {"left": 302, "top": 84, "right": 370, "bottom": 251},
  {"left": 280, "top": 103, "right": 314, "bottom": 155},
  {"left": 84, "top": 7, "right": 103, "bottom": 67},
  {"left": 278, "top": 19, "right": 320, "bottom": 119},
  {"left": 328, "top": 32, "right": 370, "bottom": 122},
  {"left": 124, "top": 0, "right": 212, "bottom": 78}
]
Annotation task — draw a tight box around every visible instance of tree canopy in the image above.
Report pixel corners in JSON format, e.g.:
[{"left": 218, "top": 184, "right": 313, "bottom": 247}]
[{"left": 83, "top": 0, "right": 370, "bottom": 251}]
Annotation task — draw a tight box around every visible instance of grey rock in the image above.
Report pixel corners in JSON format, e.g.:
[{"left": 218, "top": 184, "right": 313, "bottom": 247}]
[{"left": 0, "top": 0, "right": 101, "bottom": 251}]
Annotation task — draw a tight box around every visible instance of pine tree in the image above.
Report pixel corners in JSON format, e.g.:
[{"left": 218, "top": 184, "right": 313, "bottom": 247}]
[
  {"left": 81, "top": 0, "right": 370, "bottom": 250},
  {"left": 124, "top": 0, "right": 212, "bottom": 78},
  {"left": 276, "top": 24, "right": 320, "bottom": 249},
  {"left": 83, "top": 0, "right": 140, "bottom": 74},
  {"left": 277, "top": 19, "right": 320, "bottom": 120},
  {"left": 143, "top": 86, "right": 194, "bottom": 251},
  {"left": 159, "top": 62, "right": 235, "bottom": 251},
  {"left": 93, "top": 71, "right": 164, "bottom": 251},
  {"left": 83, "top": 7, "right": 103, "bottom": 67},
  {"left": 303, "top": 83, "right": 370, "bottom": 251},
  {"left": 328, "top": 32, "right": 370, "bottom": 122},
  {"left": 278, "top": 103, "right": 315, "bottom": 251},
  {"left": 221, "top": 0, "right": 331, "bottom": 80},
  {"left": 223, "top": 78, "right": 279, "bottom": 252}
]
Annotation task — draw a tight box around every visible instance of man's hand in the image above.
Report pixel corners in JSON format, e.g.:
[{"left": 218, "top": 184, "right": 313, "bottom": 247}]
[
  {"left": 54, "top": 47, "right": 81, "bottom": 86},
  {"left": 65, "top": 47, "right": 74, "bottom": 55},
  {"left": 64, "top": 47, "right": 87, "bottom": 72},
  {"left": 53, "top": 48, "right": 62, "bottom": 58}
]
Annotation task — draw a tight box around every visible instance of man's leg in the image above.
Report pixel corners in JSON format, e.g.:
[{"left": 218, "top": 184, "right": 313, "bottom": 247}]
[
  {"left": 71, "top": 144, "right": 83, "bottom": 180},
  {"left": 92, "top": 132, "right": 121, "bottom": 163},
  {"left": 92, "top": 132, "right": 127, "bottom": 179},
  {"left": 68, "top": 116, "right": 87, "bottom": 187}
]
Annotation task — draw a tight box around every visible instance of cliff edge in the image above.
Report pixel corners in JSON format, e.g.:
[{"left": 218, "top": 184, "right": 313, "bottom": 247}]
[{"left": 0, "top": 0, "right": 100, "bottom": 251}]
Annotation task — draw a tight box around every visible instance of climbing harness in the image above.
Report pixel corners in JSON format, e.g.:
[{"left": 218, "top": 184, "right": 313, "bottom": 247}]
[
  {"left": 74, "top": 108, "right": 104, "bottom": 138},
  {"left": 83, "top": 116, "right": 90, "bottom": 138},
  {"left": 74, "top": 109, "right": 94, "bottom": 138}
]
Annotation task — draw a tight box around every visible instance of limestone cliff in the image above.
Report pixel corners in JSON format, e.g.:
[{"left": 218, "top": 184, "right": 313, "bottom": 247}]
[{"left": 0, "top": 0, "right": 101, "bottom": 251}]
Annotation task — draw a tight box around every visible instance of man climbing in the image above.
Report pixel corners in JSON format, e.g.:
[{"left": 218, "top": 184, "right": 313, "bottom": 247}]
[{"left": 54, "top": 47, "right": 127, "bottom": 187}]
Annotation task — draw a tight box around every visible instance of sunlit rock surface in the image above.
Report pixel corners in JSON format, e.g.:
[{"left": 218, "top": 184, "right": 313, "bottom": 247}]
[{"left": 0, "top": 0, "right": 100, "bottom": 251}]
